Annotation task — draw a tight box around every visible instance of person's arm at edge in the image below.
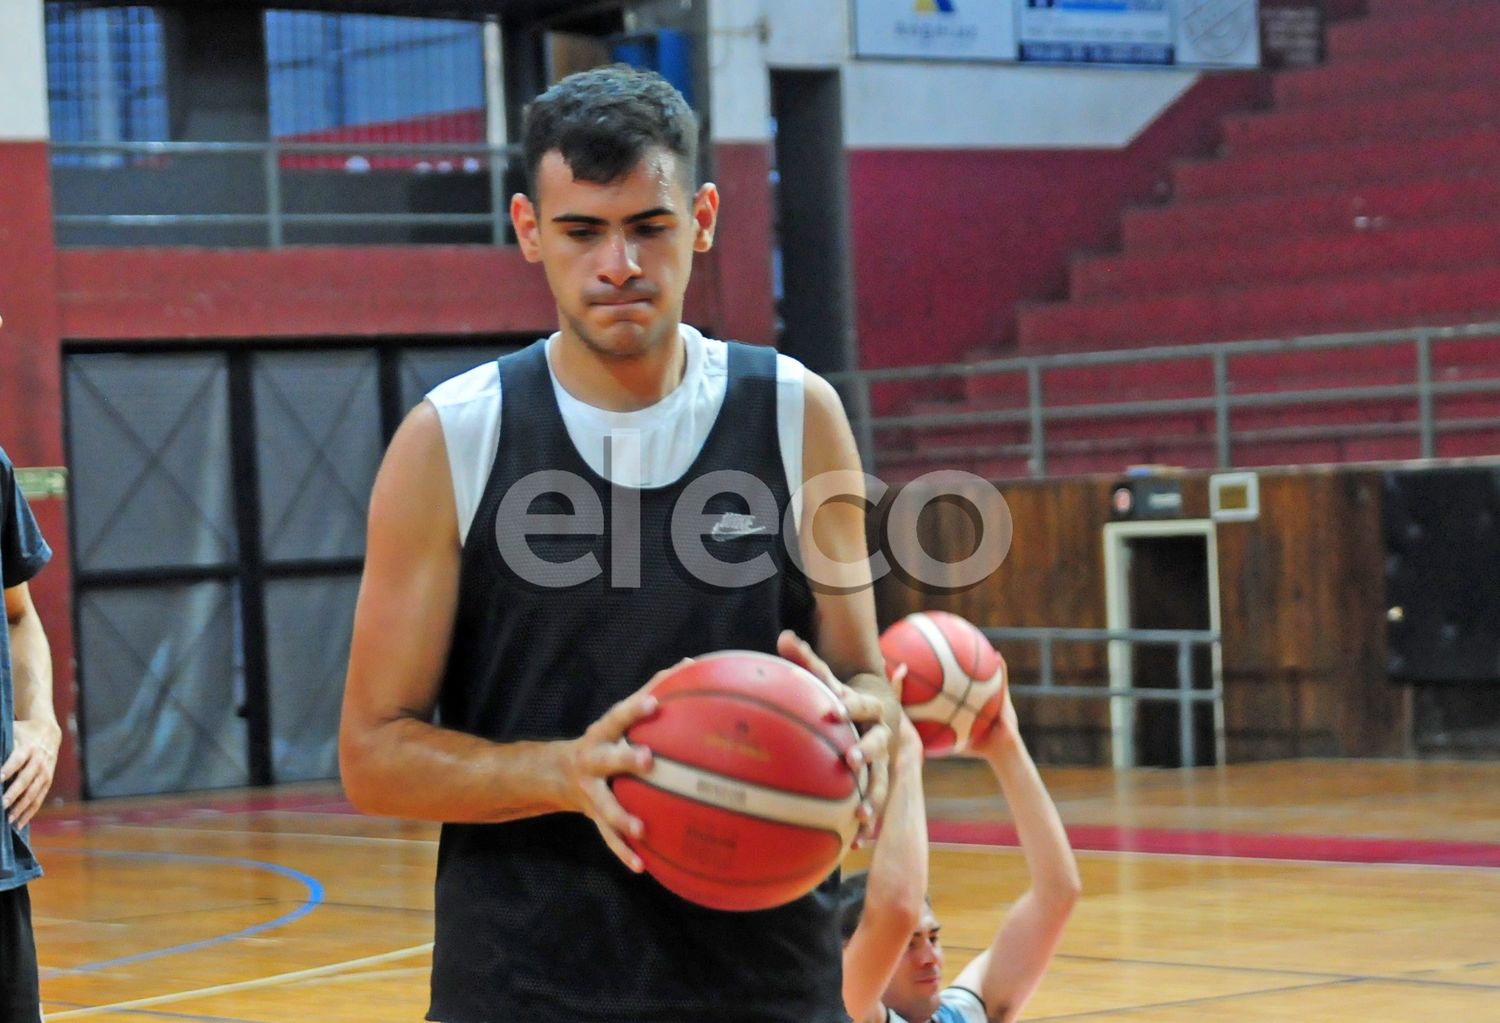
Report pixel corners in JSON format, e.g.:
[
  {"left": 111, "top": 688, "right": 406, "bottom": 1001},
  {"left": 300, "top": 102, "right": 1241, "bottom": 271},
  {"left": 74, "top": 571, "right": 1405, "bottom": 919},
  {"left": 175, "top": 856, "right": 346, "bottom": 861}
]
[
  {"left": 791, "top": 371, "right": 899, "bottom": 815},
  {"left": 2, "top": 582, "right": 58, "bottom": 830},
  {"left": 953, "top": 689, "right": 1082, "bottom": 1023},
  {"left": 843, "top": 713, "right": 927, "bottom": 1023},
  {"left": 338, "top": 402, "right": 656, "bottom": 869}
]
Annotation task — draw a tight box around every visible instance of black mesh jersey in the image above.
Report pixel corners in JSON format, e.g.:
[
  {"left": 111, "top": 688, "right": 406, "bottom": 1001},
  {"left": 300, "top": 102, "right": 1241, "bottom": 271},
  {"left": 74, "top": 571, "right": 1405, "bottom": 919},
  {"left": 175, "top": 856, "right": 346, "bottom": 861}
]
[{"left": 428, "top": 338, "right": 844, "bottom": 1023}]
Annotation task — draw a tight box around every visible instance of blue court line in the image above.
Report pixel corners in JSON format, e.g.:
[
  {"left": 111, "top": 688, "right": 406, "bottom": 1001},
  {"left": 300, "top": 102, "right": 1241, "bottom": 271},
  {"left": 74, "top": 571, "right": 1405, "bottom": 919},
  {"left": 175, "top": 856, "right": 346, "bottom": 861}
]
[{"left": 40, "top": 849, "right": 324, "bottom": 976}]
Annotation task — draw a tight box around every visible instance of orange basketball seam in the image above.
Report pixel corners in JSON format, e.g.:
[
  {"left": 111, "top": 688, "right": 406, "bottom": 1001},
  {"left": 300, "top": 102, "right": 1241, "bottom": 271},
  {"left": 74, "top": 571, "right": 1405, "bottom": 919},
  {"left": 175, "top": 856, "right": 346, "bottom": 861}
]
[
  {"left": 618, "top": 771, "right": 853, "bottom": 835},
  {"left": 909, "top": 613, "right": 965, "bottom": 729},
  {"left": 646, "top": 688, "right": 867, "bottom": 802}
]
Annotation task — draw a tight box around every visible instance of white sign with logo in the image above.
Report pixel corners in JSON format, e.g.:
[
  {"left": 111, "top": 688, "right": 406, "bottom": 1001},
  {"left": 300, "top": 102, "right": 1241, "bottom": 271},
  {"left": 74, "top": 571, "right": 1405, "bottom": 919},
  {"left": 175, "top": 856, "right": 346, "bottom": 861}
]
[
  {"left": 1175, "top": 0, "right": 1259, "bottom": 67},
  {"left": 852, "top": 0, "right": 1259, "bottom": 68},
  {"left": 852, "top": 0, "right": 1020, "bottom": 61}
]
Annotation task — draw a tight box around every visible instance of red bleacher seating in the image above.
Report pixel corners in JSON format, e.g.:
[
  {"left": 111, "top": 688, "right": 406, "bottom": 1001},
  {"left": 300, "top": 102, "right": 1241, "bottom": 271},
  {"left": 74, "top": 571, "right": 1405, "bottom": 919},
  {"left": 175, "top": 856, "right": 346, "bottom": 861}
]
[{"left": 884, "top": 0, "right": 1500, "bottom": 482}]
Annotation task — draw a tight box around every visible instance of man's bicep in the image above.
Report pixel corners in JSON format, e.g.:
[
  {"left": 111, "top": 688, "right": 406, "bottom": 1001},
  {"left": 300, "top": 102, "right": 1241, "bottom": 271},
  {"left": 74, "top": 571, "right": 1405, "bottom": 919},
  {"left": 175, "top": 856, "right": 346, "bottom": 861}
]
[
  {"left": 952, "top": 894, "right": 1068, "bottom": 1023},
  {"left": 344, "top": 403, "right": 463, "bottom": 727},
  {"left": 799, "top": 373, "right": 883, "bottom": 681}
]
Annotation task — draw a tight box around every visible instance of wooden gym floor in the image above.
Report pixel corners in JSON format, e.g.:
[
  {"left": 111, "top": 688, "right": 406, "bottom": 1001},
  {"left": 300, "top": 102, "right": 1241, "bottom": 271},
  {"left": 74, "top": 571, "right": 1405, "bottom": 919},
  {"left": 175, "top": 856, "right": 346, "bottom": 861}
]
[{"left": 27, "top": 759, "right": 1500, "bottom": 1022}]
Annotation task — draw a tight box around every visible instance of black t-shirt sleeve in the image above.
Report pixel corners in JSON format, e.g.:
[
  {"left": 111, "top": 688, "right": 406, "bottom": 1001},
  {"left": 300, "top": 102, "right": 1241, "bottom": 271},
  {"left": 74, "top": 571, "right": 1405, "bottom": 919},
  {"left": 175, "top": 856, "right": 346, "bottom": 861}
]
[{"left": 0, "top": 449, "right": 52, "bottom": 589}]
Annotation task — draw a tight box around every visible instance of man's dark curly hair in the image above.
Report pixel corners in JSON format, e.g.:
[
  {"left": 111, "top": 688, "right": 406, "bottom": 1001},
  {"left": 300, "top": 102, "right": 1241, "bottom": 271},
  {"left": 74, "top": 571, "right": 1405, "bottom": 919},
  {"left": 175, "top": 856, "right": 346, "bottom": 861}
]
[{"left": 522, "top": 64, "right": 698, "bottom": 202}]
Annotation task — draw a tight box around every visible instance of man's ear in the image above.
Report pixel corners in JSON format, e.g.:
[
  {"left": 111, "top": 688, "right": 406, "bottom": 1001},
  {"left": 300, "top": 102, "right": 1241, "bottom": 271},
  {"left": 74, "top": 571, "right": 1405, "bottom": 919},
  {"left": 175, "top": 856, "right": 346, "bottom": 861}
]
[
  {"left": 692, "top": 183, "right": 720, "bottom": 253},
  {"left": 511, "top": 192, "right": 543, "bottom": 263}
]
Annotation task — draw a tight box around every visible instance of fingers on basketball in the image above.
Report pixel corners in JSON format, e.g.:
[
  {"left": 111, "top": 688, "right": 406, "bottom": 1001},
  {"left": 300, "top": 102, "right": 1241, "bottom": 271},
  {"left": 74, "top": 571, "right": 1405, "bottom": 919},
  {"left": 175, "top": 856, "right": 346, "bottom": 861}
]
[
  {"left": 776, "top": 630, "right": 833, "bottom": 684},
  {"left": 595, "top": 691, "right": 660, "bottom": 743},
  {"left": 592, "top": 806, "right": 645, "bottom": 873},
  {"left": 611, "top": 652, "right": 867, "bottom": 911}
]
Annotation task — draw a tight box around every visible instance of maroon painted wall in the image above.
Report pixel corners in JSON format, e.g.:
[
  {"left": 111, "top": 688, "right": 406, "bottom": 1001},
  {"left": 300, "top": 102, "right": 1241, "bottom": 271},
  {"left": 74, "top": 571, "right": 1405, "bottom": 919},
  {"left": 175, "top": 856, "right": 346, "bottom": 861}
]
[
  {"left": 52, "top": 145, "right": 778, "bottom": 344},
  {"left": 58, "top": 247, "right": 561, "bottom": 340},
  {"left": 710, "top": 142, "right": 777, "bottom": 347},
  {"left": 0, "top": 142, "right": 79, "bottom": 803},
  {"left": 848, "top": 72, "right": 1270, "bottom": 375},
  {"left": 54, "top": 244, "right": 739, "bottom": 342}
]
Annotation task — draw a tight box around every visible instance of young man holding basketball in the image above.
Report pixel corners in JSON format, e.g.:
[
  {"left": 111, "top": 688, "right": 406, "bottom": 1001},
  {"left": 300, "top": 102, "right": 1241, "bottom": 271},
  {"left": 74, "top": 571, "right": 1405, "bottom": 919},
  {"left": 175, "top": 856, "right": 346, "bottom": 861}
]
[
  {"left": 0, "top": 433, "right": 60, "bottom": 1023},
  {"left": 340, "top": 65, "right": 895, "bottom": 1022},
  {"left": 840, "top": 682, "right": 1080, "bottom": 1023}
]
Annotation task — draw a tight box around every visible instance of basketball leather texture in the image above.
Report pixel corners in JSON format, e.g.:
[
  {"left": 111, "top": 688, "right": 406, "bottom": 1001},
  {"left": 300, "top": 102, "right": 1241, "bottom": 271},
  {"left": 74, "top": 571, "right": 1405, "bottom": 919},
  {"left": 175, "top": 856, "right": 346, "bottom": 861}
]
[
  {"left": 879, "top": 611, "right": 1006, "bottom": 756},
  {"left": 612, "top": 651, "right": 865, "bottom": 911}
]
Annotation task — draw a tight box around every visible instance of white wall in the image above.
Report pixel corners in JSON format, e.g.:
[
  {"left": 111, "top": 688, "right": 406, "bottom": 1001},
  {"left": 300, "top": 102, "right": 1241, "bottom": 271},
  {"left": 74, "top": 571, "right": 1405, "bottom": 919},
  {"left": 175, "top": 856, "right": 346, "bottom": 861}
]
[
  {"left": 709, "top": 0, "right": 1199, "bottom": 149},
  {"left": 0, "top": 0, "right": 50, "bottom": 140},
  {"left": 843, "top": 61, "right": 1197, "bottom": 149}
]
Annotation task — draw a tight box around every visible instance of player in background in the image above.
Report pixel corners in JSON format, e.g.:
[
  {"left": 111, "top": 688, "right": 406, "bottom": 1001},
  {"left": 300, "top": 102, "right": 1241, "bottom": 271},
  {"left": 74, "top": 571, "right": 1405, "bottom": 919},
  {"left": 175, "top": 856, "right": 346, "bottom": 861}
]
[{"left": 840, "top": 679, "right": 1080, "bottom": 1023}]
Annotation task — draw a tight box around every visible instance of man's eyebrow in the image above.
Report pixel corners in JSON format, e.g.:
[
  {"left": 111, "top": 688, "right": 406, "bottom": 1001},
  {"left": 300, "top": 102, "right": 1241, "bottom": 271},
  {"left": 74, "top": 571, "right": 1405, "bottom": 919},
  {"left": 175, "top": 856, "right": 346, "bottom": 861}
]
[{"left": 550, "top": 207, "right": 678, "bottom": 225}]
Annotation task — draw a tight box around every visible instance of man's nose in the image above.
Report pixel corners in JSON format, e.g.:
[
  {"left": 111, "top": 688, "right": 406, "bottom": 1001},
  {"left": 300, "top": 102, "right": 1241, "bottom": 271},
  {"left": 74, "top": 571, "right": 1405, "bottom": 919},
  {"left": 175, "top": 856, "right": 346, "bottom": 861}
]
[
  {"left": 916, "top": 938, "right": 940, "bottom": 967},
  {"left": 597, "top": 233, "right": 641, "bottom": 286}
]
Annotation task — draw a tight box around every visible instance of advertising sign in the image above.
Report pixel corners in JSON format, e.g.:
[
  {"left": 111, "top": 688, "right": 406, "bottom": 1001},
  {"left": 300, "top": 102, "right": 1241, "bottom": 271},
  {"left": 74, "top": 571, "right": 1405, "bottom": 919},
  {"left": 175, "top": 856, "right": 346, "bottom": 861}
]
[
  {"left": 852, "top": 0, "right": 1260, "bottom": 68},
  {"left": 852, "top": 0, "right": 1019, "bottom": 61}
]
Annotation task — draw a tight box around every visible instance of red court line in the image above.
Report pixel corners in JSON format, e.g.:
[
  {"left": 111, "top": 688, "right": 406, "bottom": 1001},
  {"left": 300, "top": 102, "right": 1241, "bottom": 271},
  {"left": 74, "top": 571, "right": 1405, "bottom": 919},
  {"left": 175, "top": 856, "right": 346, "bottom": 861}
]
[
  {"left": 33, "top": 791, "right": 359, "bottom": 832},
  {"left": 928, "top": 821, "right": 1500, "bottom": 869},
  {"left": 36, "top": 792, "right": 1500, "bottom": 869}
]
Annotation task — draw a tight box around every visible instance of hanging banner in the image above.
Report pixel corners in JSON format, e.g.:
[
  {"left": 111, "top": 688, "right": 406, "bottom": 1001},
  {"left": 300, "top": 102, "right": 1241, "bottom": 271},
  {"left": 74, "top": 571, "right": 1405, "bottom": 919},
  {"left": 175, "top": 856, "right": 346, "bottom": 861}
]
[
  {"left": 852, "top": 0, "right": 1260, "bottom": 68},
  {"left": 1018, "top": 0, "right": 1176, "bottom": 65},
  {"left": 851, "top": 0, "right": 1019, "bottom": 62}
]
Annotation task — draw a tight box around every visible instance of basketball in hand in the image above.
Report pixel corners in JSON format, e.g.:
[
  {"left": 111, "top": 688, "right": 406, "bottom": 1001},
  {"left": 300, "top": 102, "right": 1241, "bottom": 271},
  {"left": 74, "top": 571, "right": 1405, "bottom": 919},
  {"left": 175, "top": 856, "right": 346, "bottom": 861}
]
[{"left": 611, "top": 651, "right": 867, "bottom": 911}]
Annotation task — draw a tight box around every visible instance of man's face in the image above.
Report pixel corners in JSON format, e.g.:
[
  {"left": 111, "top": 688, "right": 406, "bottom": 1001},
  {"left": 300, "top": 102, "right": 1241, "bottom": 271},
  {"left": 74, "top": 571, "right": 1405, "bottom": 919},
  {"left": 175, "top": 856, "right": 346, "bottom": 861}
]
[
  {"left": 883, "top": 908, "right": 945, "bottom": 1023},
  {"left": 512, "top": 146, "right": 718, "bottom": 360}
]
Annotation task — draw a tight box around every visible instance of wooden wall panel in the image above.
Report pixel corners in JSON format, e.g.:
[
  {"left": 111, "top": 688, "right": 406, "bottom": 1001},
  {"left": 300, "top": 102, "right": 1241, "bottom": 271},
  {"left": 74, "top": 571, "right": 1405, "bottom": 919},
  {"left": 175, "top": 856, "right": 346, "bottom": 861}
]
[
  {"left": 871, "top": 467, "right": 1408, "bottom": 766},
  {"left": 1215, "top": 468, "right": 1404, "bottom": 760}
]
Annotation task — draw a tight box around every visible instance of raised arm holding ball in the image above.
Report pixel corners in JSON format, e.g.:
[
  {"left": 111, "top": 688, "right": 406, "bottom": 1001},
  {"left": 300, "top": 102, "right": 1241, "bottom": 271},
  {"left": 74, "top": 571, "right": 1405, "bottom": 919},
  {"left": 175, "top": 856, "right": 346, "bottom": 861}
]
[{"left": 842, "top": 628, "right": 1081, "bottom": 1023}]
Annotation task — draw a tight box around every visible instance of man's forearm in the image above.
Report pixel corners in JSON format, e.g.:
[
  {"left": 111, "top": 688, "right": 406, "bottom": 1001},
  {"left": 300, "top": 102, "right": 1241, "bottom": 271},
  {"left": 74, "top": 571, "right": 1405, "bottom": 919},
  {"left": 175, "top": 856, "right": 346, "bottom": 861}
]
[
  {"left": 9, "top": 606, "right": 56, "bottom": 729},
  {"left": 865, "top": 730, "right": 928, "bottom": 912},
  {"left": 985, "top": 736, "right": 1081, "bottom": 905},
  {"left": 341, "top": 715, "right": 578, "bottom": 824}
]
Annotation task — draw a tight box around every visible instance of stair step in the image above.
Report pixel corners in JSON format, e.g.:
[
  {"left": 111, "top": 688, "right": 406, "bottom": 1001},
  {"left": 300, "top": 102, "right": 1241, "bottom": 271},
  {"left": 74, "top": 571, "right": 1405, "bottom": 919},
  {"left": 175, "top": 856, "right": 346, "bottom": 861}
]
[
  {"left": 884, "top": 349, "right": 1500, "bottom": 479},
  {"left": 1328, "top": 5, "right": 1500, "bottom": 59},
  {"left": 959, "top": 336, "right": 1500, "bottom": 401},
  {"left": 894, "top": 399, "right": 1031, "bottom": 450},
  {"left": 1173, "top": 126, "right": 1500, "bottom": 200},
  {"left": 1019, "top": 266, "right": 1500, "bottom": 350},
  {"left": 1073, "top": 218, "right": 1500, "bottom": 299},
  {"left": 1274, "top": 44, "right": 1500, "bottom": 107},
  {"left": 1366, "top": 0, "right": 1500, "bottom": 14},
  {"left": 900, "top": 398, "right": 1214, "bottom": 451},
  {"left": 1123, "top": 173, "right": 1500, "bottom": 249},
  {"left": 879, "top": 417, "right": 1500, "bottom": 482},
  {"left": 1438, "top": 425, "right": 1500, "bottom": 459},
  {"left": 1223, "top": 83, "right": 1500, "bottom": 153},
  {"left": 1368, "top": 0, "right": 1500, "bottom": 13},
  {"left": 880, "top": 0, "right": 1500, "bottom": 480}
]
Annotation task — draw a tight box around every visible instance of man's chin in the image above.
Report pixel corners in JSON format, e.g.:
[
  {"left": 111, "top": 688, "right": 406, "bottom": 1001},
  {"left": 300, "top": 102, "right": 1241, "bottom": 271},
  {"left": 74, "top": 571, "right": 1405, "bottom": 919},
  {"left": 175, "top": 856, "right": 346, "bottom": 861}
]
[
  {"left": 888, "top": 992, "right": 942, "bottom": 1023},
  {"left": 586, "top": 317, "right": 671, "bottom": 356}
]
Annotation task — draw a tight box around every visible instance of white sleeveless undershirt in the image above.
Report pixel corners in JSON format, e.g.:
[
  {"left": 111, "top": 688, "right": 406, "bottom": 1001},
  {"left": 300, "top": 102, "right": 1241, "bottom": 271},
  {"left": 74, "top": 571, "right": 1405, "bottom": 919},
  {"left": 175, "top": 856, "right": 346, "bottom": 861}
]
[{"left": 425, "top": 324, "right": 807, "bottom": 545}]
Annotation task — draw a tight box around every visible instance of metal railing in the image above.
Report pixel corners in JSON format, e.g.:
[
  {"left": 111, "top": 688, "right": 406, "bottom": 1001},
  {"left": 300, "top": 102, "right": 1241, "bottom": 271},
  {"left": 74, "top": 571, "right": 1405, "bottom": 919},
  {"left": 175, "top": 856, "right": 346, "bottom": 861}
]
[
  {"left": 827, "top": 320, "right": 1500, "bottom": 478},
  {"left": 51, "top": 139, "right": 522, "bottom": 247},
  {"left": 986, "top": 625, "right": 1222, "bottom": 769}
]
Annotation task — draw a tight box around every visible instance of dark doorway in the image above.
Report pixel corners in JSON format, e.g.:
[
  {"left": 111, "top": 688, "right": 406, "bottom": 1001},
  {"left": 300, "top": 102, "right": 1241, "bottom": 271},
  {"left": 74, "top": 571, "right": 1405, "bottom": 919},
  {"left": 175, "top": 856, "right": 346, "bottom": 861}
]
[{"left": 1123, "top": 534, "right": 1217, "bottom": 767}]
